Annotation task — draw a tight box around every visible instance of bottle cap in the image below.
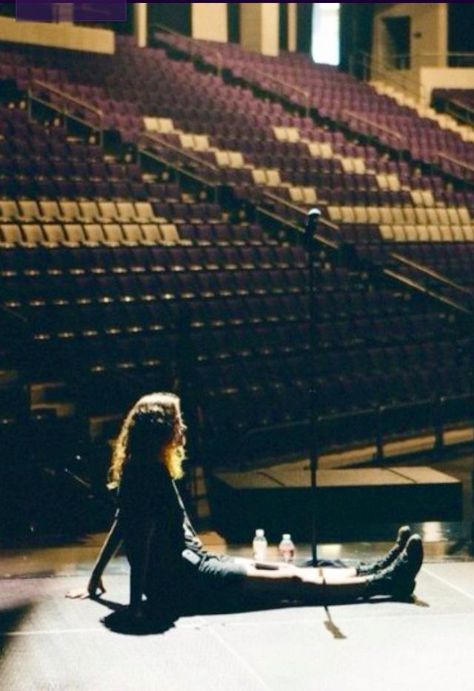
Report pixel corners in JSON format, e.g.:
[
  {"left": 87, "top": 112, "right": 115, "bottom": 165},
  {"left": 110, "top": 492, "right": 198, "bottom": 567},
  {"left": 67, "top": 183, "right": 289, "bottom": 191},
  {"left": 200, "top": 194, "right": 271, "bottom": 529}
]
[
  {"left": 282, "top": 533, "right": 291, "bottom": 540},
  {"left": 255, "top": 529, "right": 265, "bottom": 537}
]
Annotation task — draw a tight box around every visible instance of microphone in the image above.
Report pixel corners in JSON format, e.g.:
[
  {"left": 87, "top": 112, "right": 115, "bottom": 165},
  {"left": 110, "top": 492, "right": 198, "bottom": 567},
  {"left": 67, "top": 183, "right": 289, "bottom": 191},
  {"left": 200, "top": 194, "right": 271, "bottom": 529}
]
[
  {"left": 303, "top": 208, "right": 321, "bottom": 248},
  {"left": 305, "top": 208, "right": 321, "bottom": 235}
]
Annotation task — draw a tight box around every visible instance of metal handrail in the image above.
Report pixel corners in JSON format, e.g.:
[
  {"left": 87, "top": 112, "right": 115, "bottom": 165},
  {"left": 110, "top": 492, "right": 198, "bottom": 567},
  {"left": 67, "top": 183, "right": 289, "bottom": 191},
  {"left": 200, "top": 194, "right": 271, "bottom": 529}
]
[
  {"left": 28, "top": 79, "right": 105, "bottom": 145},
  {"left": 246, "top": 65, "right": 310, "bottom": 100},
  {"left": 243, "top": 64, "right": 310, "bottom": 114},
  {"left": 260, "top": 191, "right": 340, "bottom": 251},
  {"left": 232, "top": 390, "right": 471, "bottom": 468},
  {"left": 438, "top": 151, "right": 474, "bottom": 174},
  {"left": 0, "top": 303, "right": 29, "bottom": 326},
  {"left": 391, "top": 252, "right": 473, "bottom": 296},
  {"left": 450, "top": 98, "right": 474, "bottom": 116},
  {"left": 138, "top": 132, "right": 219, "bottom": 174},
  {"left": 32, "top": 79, "right": 103, "bottom": 118},
  {"left": 445, "top": 98, "right": 474, "bottom": 128},
  {"left": 262, "top": 190, "right": 339, "bottom": 231},
  {"left": 233, "top": 410, "right": 376, "bottom": 466},
  {"left": 354, "top": 51, "right": 425, "bottom": 103},
  {"left": 343, "top": 109, "right": 403, "bottom": 141},
  {"left": 388, "top": 51, "right": 474, "bottom": 68},
  {"left": 383, "top": 267, "right": 472, "bottom": 315},
  {"left": 449, "top": 98, "right": 474, "bottom": 118},
  {"left": 152, "top": 21, "right": 196, "bottom": 49},
  {"left": 152, "top": 22, "right": 224, "bottom": 76}
]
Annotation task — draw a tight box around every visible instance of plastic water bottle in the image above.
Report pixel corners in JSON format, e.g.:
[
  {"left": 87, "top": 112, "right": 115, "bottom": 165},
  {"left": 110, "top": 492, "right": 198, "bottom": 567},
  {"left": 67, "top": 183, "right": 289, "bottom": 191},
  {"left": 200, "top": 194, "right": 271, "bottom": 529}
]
[
  {"left": 252, "top": 529, "right": 268, "bottom": 561},
  {"left": 278, "top": 533, "right": 295, "bottom": 563}
]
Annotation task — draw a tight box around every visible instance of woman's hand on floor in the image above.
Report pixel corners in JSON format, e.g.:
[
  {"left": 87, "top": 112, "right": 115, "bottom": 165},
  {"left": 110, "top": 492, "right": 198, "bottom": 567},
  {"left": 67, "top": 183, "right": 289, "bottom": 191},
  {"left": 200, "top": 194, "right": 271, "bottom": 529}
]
[{"left": 66, "top": 575, "right": 106, "bottom": 599}]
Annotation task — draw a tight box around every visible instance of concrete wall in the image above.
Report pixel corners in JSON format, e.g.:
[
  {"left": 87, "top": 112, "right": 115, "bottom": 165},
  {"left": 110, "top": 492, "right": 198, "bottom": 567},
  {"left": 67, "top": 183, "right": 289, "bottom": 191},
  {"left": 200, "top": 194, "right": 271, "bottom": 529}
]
[
  {"left": 287, "top": 3, "right": 297, "bottom": 53},
  {"left": 0, "top": 16, "right": 114, "bottom": 53},
  {"left": 192, "top": 3, "right": 228, "bottom": 43},
  {"left": 373, "top": 3, "right": 448, "bottom": 69},
  {"left": 134, "top": 3, "right": 147, "bottom": 48},
  {"left": 371, "top": 4, "right": 449, "bottom": 101},
  {"left": 420, "top": 67, "right": 474, "bottom": 104},
  {"left": 240, "top": 4, "right": 261, "bottom": 53},
  {"left": 240, "top": 3, "right": 279, "bottom": 57},
  {"left": 261, "top": 3, "right": 279, "bottom": 57}
]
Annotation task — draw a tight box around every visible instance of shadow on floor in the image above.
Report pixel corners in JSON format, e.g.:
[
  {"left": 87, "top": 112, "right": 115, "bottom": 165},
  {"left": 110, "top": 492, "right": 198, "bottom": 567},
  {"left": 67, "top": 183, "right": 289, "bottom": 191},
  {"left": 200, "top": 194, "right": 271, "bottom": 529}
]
[
  {"left": 96, "top": 587, "right": 423, "bottom": 636},
  {"left": 0, "top": 603, "right": 33, "bottom": 661}
]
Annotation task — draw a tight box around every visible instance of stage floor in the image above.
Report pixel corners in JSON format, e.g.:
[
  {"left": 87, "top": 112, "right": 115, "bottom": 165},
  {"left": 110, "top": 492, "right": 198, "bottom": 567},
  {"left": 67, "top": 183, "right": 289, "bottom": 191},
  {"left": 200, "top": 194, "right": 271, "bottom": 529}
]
[
  {"left": 1, "top": 550, "right": 474, "bottom": 690},
  {"left": 1, "top": 450, "right": 473, "bottom": 689}
]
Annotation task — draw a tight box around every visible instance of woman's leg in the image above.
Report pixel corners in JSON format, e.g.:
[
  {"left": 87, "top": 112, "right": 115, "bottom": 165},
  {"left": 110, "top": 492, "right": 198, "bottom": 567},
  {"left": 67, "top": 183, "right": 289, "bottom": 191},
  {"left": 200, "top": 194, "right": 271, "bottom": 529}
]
[
  {"left": 243, "top": 562, "right": 367, "bottom": 602},
  {"left": 242, "top": 534, "right": 424, "bottom": 602},
  {"left": 356, "top": 525, "right": 411, "bottom": 575},
  {"left": 239, "top": 523, "right": 411, "bottom": 588}
]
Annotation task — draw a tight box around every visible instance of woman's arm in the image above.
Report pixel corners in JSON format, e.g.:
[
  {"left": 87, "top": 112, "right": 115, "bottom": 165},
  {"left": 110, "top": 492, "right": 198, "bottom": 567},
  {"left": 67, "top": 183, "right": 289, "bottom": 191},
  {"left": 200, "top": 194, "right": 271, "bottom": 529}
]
[
  {"left": 89, "top": 517, "right": 123, "bottom": 591},
  {"left": 129, "top": 518, "right": 156, "bottom": 616},
  {"left": 66, "top": 517, "right": 123, "bottom": 599}
]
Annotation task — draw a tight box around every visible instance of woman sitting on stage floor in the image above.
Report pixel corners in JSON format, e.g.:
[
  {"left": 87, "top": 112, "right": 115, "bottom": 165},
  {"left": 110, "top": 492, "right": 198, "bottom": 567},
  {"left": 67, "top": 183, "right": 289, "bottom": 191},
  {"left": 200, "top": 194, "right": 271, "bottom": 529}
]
[{"left": 68, "top": 392, "right": 424, "bottom": 622}]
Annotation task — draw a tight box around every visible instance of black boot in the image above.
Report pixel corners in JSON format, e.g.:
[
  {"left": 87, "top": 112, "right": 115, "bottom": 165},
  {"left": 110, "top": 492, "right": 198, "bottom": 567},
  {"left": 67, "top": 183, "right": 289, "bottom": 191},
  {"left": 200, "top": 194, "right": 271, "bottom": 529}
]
[
  {"left": 364, "top": 534, "right": 423, "bottom": 600},
  {"left": 357, "top": 526, "right": 411, "bottom": 576}
]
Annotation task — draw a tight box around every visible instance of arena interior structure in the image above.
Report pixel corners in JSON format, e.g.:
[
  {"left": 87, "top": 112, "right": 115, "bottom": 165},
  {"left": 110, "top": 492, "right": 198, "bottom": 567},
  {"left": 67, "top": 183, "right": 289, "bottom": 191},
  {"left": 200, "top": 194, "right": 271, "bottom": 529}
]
[{"left": 0, "top": 4, "right": 473, "bottom": 688}]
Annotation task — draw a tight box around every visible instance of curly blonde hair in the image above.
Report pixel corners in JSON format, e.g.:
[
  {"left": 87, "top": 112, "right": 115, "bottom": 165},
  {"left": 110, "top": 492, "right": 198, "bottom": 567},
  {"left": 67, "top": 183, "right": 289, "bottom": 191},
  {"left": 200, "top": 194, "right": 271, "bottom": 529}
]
[{"left": 109, "top": 392, "right": 186, "bottom": 484}]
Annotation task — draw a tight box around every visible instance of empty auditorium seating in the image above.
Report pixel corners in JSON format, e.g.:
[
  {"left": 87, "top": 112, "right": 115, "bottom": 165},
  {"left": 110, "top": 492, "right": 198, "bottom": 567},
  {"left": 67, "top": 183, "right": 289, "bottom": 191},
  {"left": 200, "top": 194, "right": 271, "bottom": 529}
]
[
  {"left": 155, "top": 33, "right": 474, "bottom": 182},
  {"left": 0, "top": 39, "right": 472, "bottom": 467}
]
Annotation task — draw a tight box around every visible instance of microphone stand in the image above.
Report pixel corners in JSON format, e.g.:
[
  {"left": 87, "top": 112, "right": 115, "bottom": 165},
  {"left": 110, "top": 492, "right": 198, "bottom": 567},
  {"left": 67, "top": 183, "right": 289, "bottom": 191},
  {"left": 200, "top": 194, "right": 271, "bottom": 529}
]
[{"left": 304, "top": 208, "right": 321, "bottom": 566}]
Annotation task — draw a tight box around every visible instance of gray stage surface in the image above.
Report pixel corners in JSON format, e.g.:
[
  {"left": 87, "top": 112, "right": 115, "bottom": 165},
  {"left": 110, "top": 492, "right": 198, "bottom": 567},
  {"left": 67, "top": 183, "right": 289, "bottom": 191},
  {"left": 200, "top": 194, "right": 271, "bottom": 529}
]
[{"left": 1, "top": 563, "right": 474, "bottom": 691}]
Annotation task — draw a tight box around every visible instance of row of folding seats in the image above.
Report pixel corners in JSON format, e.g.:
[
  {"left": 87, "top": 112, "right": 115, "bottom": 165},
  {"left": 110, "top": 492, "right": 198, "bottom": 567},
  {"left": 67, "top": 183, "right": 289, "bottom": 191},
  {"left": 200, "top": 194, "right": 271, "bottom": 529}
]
[
  {"left": 0, "top": 155, "right": 142, "bottom": 182},
  {"left": 220, "top": 356, "right": 470, "bottom": 409},
  {"left": 328, "top": 206, "right": 471, "bottom": 226},
  {"left": 64, "top": 295, "right": 441, "bottom": 349},
  {"left": 337, "top": 224, "right": 381, "bottom": 244},
  {"left": 152, "top": 245, "right": 308, "bottom": 272},
  {"left": 314, "top": 289, "right": 416, "bottom": 319},
  {"left": 178, "top": 222, "right": 278, "bottom": 247},
  {"left": 33, "top": 333, "right": 181, "bottom": 379},
  {"left": 400, "top": 243, "right": 474, "bottom": 263},
  {"left": 1, "top": 275, "right": 432, "bottom": 333},
  {"left": 1, "top": 272, "right": 444, "bottom": 347},
  {"left": 20, "top": 301, "right": 310, "bottom": 345},
  {"left": 189, "top": 324, "right": 310, "bottom": 364},
  {"left": 26, "top": 303, "right": 182, "bottom": 340},
  {"left": 0, "top": 199, "right": 222, "bottom": 225},
  {"left": 1, "top": 247, "right": 415, "bottom": 313},
  {"left": 189, "top": 329, "right": 465, "bottom": 372},
  {"left": 195, "top": 353, "right": 472, "bottom": 400},
  {"left": 194, "top": 360, "right": 471, "bottom": 425},
  {"left": 0, "top": 222, "right": 182, "bottom": 247},
  {"left": 379, "top": 225, "right": 474, "bottom": 243},
  {"left": 18, "top": 305, "right": 446, "bottom": 351},
  {"left": 0, "top": 245, "right": 309, "bottom": 278},
  {"left": 1, "top": 269, "right": 308, "bottom": 306},
  {"left": 0, "top": 200, "right": 161, "bottom": 224},
  {"left": 39, "top": 336, "right": 458, "bottom": 428},
  {"left": 0, "top": 198, "right": 224, "bottom": 225},
  {"left": 319, "top": 189, "right": 414, "bottom": 207},
  {"left": 1, "top": 136, "right": 104, "bottom": 163},
  {"left": 0, "top": 177, "right": 174, "bottom": 201},
  {"left": 6, "top": 294, "right": 306, "bottom": 329},
  {"left": 152, "top": 201, "right": 223, "bottom": 223},
  {"left": 314, "top": 314, "right": 444, "bottom": 348},
  {"left": 323, "top": 341, "right": 470, "bottom": 376}
]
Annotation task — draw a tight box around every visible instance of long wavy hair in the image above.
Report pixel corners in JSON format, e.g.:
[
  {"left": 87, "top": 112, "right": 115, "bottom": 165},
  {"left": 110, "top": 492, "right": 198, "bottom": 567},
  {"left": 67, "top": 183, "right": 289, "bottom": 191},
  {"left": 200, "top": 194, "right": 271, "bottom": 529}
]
[{"left": 109, "top": 392, "right": 186, "bottom": 484}]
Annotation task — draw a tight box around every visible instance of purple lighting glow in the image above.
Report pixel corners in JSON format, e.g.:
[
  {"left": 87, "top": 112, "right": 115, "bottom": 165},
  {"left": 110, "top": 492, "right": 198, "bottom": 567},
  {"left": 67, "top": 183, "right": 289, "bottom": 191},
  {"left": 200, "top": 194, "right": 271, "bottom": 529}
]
[{"left": 16, "top": 1, "right": 126, "bottom": 23}]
